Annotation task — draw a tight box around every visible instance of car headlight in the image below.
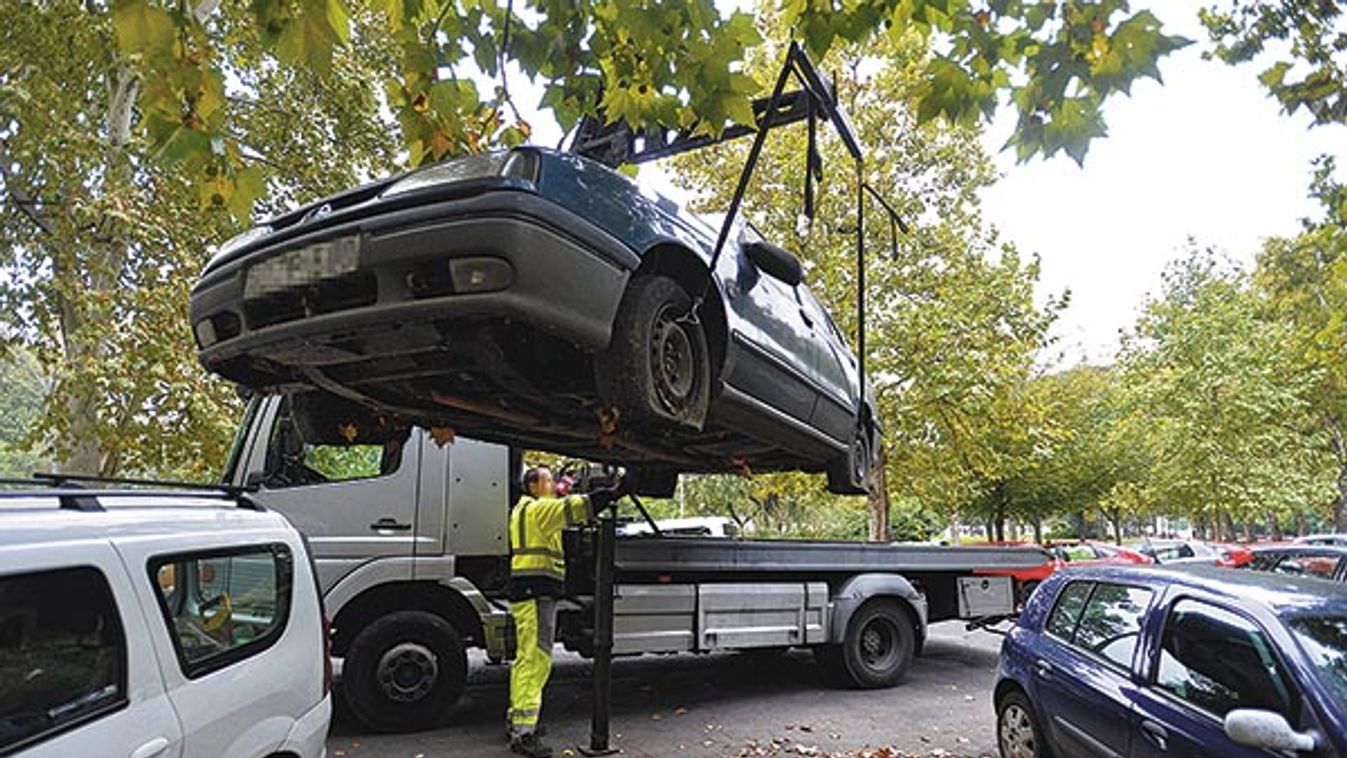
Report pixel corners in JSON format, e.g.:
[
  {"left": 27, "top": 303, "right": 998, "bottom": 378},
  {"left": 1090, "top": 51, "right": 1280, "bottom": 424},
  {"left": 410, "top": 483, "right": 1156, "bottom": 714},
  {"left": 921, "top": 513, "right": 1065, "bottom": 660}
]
[
  {"left": 209, "top": 225, "right": 273, "bottom": 268},
  {"left": 381, "top": 150, "right": 538, "bottom": 197}
]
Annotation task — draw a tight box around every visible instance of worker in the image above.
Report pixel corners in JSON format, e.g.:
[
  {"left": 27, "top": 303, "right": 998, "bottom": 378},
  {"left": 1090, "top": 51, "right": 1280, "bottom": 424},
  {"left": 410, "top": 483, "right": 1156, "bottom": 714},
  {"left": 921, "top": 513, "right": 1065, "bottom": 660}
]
[{"left": 507, "top": 465, "right": 626, "bottom": 758}]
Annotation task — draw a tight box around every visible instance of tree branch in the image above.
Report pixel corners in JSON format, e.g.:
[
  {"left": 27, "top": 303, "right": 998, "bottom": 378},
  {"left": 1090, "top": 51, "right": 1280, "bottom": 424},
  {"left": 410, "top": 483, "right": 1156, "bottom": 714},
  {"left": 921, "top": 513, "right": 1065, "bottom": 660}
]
[{"left": 0, "top": 140, "right": 55, "bottom": 236}]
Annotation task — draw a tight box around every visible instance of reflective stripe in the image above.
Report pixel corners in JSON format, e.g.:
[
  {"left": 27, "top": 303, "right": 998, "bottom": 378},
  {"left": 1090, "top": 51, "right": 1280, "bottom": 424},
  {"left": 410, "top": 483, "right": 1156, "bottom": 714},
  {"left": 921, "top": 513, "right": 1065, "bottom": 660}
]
[
  {"left": 512, "top": 547, "right": 565, "bottom": 559},
  {"left": 512, "top": 567, "right": 565, "bottom": 580}
]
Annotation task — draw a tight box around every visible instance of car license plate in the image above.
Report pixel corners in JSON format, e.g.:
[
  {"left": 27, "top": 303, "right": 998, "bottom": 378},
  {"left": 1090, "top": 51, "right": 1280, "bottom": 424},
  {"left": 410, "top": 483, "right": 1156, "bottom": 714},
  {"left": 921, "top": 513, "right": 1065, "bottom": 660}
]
[{"left": 244, "top": 236, "right": 360, "bottom": 299}]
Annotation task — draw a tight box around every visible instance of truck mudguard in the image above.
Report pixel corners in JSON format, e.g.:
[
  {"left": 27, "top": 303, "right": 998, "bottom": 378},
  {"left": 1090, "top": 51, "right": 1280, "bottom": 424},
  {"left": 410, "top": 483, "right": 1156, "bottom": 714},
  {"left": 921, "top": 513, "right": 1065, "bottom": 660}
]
[{"left": 828, "top": 572, "right": 929, "bottom": 646}]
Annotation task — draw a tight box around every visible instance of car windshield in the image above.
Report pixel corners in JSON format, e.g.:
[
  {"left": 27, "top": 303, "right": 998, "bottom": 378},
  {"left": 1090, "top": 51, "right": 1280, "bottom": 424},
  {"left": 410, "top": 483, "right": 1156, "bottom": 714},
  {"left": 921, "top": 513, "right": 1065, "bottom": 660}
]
[{"left": 1289, "top": 615, "right": 1347, "bottom": 713}]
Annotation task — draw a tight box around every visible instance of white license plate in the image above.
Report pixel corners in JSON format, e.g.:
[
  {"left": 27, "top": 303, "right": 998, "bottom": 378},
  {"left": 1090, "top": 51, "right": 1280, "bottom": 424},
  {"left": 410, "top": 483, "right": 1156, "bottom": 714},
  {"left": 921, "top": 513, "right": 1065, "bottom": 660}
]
[{"left": 244, "top": 236, "right": 360, "bottom": 299}]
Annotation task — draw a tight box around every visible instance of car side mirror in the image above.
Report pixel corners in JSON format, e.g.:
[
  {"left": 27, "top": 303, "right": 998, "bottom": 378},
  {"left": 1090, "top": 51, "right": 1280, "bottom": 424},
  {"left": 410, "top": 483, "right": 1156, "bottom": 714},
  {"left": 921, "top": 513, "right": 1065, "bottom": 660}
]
[
  {"left": 744, "top": 240, "right": 803, "bottom": 286},
  {"left": 1224, "top": 709, "right": 1316, "bottom": 753}
]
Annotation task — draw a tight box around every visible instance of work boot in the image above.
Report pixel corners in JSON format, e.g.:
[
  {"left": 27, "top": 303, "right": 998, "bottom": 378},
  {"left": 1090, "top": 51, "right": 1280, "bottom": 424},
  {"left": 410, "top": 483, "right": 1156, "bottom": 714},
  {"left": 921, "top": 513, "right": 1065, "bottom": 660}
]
[
  {"left": 506, "top": 724, "right": 547, "bottom": 741},
  {"left": 509, "top": 731, "right": 553, "bottom": 758}
]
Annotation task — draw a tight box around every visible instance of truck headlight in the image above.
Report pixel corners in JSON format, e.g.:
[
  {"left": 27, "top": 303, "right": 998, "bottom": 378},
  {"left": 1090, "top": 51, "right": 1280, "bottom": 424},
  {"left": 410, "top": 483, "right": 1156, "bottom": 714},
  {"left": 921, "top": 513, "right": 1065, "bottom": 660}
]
[{"left": 382, "top": 149, "right": 538, "bottom": 198}]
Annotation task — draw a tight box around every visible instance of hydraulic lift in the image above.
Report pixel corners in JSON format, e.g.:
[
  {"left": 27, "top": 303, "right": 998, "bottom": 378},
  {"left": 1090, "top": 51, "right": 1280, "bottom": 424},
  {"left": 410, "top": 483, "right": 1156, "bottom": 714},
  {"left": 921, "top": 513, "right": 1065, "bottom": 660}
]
[{"left": 568, "top": 42, "right": 910, "bottom": 755}]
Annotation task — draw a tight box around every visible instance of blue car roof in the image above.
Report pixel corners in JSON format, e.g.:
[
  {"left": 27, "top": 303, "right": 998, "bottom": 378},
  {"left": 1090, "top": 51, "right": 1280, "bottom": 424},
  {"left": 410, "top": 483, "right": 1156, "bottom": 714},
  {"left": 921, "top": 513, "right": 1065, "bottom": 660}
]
[{"left": 1055, "top": 564, "right": 1347, "bottom": 619}]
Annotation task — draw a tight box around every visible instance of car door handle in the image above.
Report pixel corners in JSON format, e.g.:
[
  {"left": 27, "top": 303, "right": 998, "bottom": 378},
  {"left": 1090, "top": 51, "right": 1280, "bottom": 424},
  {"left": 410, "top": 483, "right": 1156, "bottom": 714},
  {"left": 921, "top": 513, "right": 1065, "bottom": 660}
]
[
  {"left": 799, "top": 309, "right": 814, "bottom": 328},
  {"left": 1140, "top": 719, "right": 1169, "bottom": 752},
  {"left": 369, "top": 518, "right": 412, "bottom": 532},
  {"left": 129, "top": 737, "right": 170, "bottom": 758},
  {"left": 1033, "top": 659, "right": 1054, "bottom": 679}
]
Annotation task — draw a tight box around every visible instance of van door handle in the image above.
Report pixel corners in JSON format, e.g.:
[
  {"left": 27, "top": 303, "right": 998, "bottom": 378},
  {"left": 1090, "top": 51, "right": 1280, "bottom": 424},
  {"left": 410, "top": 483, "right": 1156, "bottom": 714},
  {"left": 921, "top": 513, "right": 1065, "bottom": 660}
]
[
  {"left": 369, "top": 518, "right": 412, "bottom": 532},
  {"left": 130, "top": 737, "right": 170, "bottom": 758},
  {"left": 1141, "top": 719, "right": 1169, "bottom": 751}
]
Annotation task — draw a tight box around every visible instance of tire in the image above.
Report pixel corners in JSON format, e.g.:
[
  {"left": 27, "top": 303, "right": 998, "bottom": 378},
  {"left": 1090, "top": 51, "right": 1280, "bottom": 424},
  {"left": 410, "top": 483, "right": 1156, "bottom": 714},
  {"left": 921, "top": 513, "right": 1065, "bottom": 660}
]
[
  {"left": 826, "top": 423, "right": 871, "bottom": 495},
  {"left": 997, "top": 688, "right": 1050, "bottom": 758},
  {"left": 342, "top": 611, "right": 467, "bottom": 732},
  {"left": 827, "top": 599, "right": 916, "bottom": 688},
  {"left": 597, "top": 275, "right": 711, "bottom": 431}
]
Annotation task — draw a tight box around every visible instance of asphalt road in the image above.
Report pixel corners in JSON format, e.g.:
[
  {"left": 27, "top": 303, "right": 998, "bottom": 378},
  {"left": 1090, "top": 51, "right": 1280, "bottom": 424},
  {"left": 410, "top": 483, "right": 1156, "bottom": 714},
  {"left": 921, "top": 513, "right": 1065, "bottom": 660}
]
[{"left": 327, "top": 622, "right": 1004, "bottom": 758}]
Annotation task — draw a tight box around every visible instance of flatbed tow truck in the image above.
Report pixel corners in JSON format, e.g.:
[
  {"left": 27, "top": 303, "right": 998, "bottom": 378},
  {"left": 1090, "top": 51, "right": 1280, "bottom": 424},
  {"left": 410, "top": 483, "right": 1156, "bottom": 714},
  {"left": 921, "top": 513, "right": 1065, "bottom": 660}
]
[
  {"left": 195, "top": 43, "right": 1051, "bottom": 745},
  {"left": 226, "top": 393, "right": 1049, "bottom": 737}
]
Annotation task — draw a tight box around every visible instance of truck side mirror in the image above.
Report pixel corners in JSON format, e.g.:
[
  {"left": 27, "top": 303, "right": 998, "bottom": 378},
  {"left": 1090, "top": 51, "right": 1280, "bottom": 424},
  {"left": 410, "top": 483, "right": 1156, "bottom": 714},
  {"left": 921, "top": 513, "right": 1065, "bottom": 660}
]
[
  {"left": 744, "top": 240, "right": 803, "bottom": 286},
  {"left": 1224, "top": 709, "right": 1316, "bottom": 753}
]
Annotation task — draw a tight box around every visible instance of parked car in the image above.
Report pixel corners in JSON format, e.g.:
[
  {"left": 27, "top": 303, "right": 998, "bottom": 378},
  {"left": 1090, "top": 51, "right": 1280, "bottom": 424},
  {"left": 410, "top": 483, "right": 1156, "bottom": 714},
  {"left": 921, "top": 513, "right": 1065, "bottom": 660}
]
[
  {"left": 1298, "top": 533, "right": 1347, "bottom": 547},
  {"left": 994, "top": 565, "right": 1347, "bottom": 758},
  {"left": 189, "top": 148, "right": 880, "bottom": 496},
  {"left": 1251, "top": 544, "right": 1347, "bottom": 582},
  {"left": 1048, "top": 540, "right": 1154, "bottom": 567},
  {"left": 0, "top": 488, "right": 331, "bottom": 757},
  {"left": 979, "top": 541, "right": 1152, "bottom": 606},
  {"left": 1138, "top": 539, "right": 1252, "bottom": 568}
]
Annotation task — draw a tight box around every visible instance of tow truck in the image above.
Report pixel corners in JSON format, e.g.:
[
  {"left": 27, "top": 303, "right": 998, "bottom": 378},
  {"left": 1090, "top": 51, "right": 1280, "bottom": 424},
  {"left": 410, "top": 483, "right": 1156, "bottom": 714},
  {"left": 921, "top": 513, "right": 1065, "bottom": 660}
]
[{"left": 226, "top": 392, "right": 1049, "bottom": 734}]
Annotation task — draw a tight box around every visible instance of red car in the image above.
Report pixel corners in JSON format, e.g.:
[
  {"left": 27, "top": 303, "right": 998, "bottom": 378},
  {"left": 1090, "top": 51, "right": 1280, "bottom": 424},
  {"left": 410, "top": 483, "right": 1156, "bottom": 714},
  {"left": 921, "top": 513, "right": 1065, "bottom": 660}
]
[{"left": 977, "top": 540, "right": 1153, "bottom": 603}]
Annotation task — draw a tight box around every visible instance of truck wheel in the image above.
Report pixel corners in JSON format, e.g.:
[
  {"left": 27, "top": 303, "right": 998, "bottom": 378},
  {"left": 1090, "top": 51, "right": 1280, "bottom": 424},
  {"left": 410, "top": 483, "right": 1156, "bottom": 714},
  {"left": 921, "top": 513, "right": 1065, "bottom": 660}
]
[
  {"left": 597, "top": 275, "right": 711, "bottom": 430},
  {"left": 342, "top": 611, "right": 467, "bottom": 732},
  {"left": 828, "top": 599, "right": 916, "bottom": 688}
]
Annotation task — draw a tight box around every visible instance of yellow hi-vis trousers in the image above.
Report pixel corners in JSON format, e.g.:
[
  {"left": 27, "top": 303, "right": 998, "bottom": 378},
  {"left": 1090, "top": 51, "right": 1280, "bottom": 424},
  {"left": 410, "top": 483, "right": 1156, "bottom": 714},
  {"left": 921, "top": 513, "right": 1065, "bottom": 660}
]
[{"left": 509, "top": 596, "right": 557, "bottom": 735}]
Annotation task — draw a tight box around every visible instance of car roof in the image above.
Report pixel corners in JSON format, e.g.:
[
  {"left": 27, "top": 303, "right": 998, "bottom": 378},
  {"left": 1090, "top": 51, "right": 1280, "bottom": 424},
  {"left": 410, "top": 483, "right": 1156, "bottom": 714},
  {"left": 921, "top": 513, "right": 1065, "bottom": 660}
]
[
  {"left": 1255, "top": 544, "right": 1347, "bottom": 555},
  {"left": 1057, "top": 564, "right": 1347, "bottom": 618},
  {"left": 0, "top": 495, "right": 293, "bottom": 548}
]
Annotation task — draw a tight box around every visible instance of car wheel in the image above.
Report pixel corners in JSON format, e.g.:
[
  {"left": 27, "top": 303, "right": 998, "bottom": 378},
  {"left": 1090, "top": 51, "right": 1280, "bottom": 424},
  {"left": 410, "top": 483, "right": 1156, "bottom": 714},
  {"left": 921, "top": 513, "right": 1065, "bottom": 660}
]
[
  {"left": 342, "top": 611, "right": 467, "bottom": 732},
  {"left": 598, "top": 275, "right": 711, "bottom": 430},
  {"left": 997, "top": 689, "right": 1049, "bottom": 758},
  {"left": 826, "top": 423, "right": 871, "bottom": 495},
  {"left": 828, "top": 599, "right": 916, "bottom": 688}
]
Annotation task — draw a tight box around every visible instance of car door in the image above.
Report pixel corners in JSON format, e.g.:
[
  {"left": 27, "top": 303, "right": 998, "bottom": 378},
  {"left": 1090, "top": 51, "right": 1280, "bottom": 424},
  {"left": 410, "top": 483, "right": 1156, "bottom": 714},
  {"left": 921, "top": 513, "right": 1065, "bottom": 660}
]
[
  {"left": 796, "top": 284, "right": 860, "bottom": 443},
  {"left": 1129, "top": 596, "right": 1309, "bottom": 758},
  {"left": 123, "top": 533, "right": 317, "bottom": 758},
  {"left": 0, "top": 542, "right": 184, "bottom": 758},
  {"left": 723, "top": 225, "right": 820, "bottom": 423},
  {"left": 238, "top": 395, "right": 422, "bottom": 591},
  {"left": 1033, "top": 579, "right": 1154, "bottom": 758}
]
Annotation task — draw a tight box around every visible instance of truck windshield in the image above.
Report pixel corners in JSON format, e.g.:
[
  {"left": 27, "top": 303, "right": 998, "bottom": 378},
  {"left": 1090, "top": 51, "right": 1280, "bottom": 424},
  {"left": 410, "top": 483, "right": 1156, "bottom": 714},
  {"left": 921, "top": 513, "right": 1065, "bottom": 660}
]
[
  {"left": 220, "top": 397, "right": 260, "bottom": 483},
  {"left": 1289, "top": 615, "right": 1347, "bottom": 713}
]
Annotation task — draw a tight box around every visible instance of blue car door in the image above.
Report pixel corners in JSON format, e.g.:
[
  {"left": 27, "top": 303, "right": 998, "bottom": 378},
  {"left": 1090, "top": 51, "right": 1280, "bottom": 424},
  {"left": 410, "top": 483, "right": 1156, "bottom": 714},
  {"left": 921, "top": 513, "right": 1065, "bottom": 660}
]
[
  {"left": 1130, "top": 596, "right": 1308, "bottom": 758},
  {"left": 1033, "top": 580, "right": 1154, "bottom": 758}
]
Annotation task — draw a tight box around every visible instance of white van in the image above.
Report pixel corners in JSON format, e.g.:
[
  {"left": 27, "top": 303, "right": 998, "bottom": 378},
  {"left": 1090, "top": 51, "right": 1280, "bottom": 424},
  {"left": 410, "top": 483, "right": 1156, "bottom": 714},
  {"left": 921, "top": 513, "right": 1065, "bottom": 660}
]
[{"left": 0, "top": 487, "right": 330, "bottom": 757}]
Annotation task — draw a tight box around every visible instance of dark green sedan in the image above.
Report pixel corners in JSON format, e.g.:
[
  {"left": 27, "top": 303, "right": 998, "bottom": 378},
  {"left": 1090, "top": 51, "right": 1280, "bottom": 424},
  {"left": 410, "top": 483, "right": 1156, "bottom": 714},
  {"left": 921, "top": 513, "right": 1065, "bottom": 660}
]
[{"left": 190, "top": 147, "right": 879, "bottom": 495}]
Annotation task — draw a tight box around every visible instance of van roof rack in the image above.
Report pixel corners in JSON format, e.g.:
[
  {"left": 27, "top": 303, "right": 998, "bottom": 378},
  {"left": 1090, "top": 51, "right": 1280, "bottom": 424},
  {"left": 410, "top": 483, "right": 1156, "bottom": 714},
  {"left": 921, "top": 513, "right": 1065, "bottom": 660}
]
[{"left": 0, "top": 474, "right": 261, "bottom": 511}]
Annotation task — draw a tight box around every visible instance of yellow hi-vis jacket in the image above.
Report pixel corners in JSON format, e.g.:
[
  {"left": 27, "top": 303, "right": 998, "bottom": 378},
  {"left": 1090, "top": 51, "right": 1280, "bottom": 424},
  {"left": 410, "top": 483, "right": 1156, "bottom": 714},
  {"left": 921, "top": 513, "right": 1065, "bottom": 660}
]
[{"left": 509, "top": 493, "right": 593, "bottom": 586}]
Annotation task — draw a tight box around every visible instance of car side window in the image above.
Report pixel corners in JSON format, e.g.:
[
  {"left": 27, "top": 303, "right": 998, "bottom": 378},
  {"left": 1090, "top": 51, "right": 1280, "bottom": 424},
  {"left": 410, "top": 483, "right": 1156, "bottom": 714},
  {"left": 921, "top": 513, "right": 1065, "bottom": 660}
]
[
  {"left": 1046, "top": 581, "right": 1093, "bottom": 639},
  {"left": 1277, "top": 554, "right": 1340, "bottom": 579},
  {"left": 1154, "top": 599, "right": 1298, "bottom": 720},
  {"left": 264, "top": 397, "right": 405, "bottom": 487},
  {"left": 1072, "top": 583, "right": 1153, "bottom": 670},
  {"left": 0, "top": 567, "right": 127, "bottom": 752},
  {"left": 149, "top": 545, "right": 293, "bottom": 678}
]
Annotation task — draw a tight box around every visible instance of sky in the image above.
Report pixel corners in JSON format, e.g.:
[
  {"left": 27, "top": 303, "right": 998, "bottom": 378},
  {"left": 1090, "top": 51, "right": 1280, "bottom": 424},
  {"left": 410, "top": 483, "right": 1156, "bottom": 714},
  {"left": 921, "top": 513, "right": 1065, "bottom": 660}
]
[{"left": 504, "top": 6, "right": 1346, "bottom": 367}]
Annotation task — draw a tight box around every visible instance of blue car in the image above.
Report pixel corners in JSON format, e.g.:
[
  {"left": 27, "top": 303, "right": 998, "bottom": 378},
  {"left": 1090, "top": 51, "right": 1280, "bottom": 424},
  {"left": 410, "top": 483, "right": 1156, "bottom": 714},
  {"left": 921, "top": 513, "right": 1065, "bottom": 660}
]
[
  {"left": 994, "top": 565, "right": 1347, "bottom": 758},
  {"left": 190, "top": 148, "right": 879, "bottom": 495}
]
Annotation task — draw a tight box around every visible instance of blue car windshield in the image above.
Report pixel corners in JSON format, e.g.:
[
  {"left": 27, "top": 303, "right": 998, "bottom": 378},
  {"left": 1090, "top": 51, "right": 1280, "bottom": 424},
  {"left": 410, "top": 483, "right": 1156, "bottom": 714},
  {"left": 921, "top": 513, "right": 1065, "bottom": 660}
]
[{"left": 1290, "top": 615, "right": 1347, "bottom": 712}]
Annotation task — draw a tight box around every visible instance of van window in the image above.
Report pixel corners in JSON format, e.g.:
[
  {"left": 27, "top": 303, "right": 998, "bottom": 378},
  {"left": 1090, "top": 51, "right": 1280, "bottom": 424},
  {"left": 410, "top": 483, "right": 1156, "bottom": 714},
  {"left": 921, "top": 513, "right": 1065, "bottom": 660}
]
[
  {"left": 0, "top": 567, "right": 127, "bottom": 752},
  {"left": 150, "top": 545, "right": 293, "bottom": 678},
  {"left": 264, "top": 397, "right": 405, "bottom": 487}
]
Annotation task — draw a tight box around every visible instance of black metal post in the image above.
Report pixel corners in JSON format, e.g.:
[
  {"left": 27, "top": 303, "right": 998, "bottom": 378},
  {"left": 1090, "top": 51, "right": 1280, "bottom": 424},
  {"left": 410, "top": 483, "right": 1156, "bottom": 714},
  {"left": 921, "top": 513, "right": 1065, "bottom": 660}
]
[
  {"left": 580, "top": 513, "right": 618, "bottom": 756},
  {"left": 856, "top": 160, "right": 865, "bottom": 404}
]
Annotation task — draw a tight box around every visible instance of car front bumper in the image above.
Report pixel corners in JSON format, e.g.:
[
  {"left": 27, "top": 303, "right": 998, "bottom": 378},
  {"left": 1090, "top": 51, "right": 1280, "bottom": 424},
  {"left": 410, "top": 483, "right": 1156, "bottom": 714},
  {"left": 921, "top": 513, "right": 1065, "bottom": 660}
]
[{"left": 192, "top": 189, "right": 638, "bottom": 386}]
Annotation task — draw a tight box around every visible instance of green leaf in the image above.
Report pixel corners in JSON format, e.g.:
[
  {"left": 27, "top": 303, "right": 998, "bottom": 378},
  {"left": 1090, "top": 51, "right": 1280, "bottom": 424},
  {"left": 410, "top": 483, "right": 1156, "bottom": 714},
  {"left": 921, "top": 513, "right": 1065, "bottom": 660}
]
[{"left": 111, "top": 0, "right": 174, "bottom": 56}]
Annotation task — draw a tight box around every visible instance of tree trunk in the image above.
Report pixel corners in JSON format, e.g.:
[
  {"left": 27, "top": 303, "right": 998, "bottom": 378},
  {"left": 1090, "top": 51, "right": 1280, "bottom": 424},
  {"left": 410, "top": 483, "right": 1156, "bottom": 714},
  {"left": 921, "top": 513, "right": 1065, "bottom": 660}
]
[
  {"left": 1268, "top": 510, "right": 1281, "bottom": 541},
  {"left": 866, "top": 444, "right": 889, "bottom": 542},
  {"left": 1032, "top": 516, "right": 1043, "bottom": 544},
  {"left": 1217, "top": 509, "right": 1234, "bottom": 543},
  {"left": 1328, "top": 416, "right": 1347, "bottom": 532},
  {"left": 948, "top": 509, "right": 960, "bottom": 545}
]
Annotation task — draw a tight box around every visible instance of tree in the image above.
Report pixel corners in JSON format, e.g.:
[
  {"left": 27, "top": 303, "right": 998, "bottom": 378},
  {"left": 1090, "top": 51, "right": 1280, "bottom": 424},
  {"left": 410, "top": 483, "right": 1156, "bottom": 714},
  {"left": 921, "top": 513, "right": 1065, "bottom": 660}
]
[
  {"left": 1202, "top": 0, "right": 1347, "bottom": 126},
  {"left": 0, "top": 1, "right": 401, "bottom": 477},
  {"left": 0, "top": 348, "right": 51, "bottom": 477},
  {"left": 667, "top": 25, "right": 1060, "bottom": 541},
  {"left": 1118, "top": 248, "right": 1333, "bottom": 540},
  {"left": 1255, "top": 157, "right": 1347, "bottom": 528}
]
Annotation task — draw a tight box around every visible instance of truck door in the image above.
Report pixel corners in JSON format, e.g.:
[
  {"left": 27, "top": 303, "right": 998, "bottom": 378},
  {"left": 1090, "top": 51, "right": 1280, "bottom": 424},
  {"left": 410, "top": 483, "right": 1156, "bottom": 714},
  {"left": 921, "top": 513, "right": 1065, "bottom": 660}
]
[{"left": 238, "top": 395, "right": 422, "bottom": 591}]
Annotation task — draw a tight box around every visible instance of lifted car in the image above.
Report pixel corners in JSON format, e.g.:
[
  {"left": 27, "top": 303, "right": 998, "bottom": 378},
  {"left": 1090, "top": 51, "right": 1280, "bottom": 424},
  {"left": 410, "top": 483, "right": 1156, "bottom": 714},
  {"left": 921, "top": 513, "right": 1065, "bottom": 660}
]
[{"left": 191, "top": 146, "right": 879, "bottom": 495}]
